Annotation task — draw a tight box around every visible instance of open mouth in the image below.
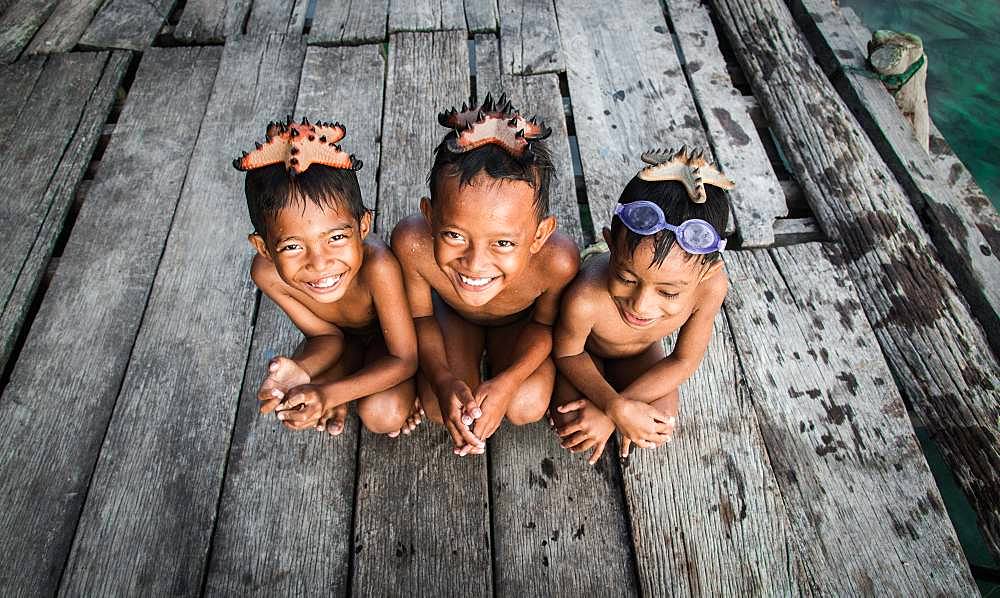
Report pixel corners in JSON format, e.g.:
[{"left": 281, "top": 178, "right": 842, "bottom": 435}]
[
  {"left": 305, "top": 273, "right": 344, "bottom": 294},
  {"left": 456, "top": 272, "right": 500, "bottom": 292},
  {"left": 619, "top": 305, "right": 658, "bottom": 328}
]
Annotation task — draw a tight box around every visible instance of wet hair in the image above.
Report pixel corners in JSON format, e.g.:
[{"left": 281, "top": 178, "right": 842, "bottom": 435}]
[
  {"left": 426, "top": 140, "right": 554, "bottom": 221},
  {"left": 245, "top": 163, "right": 366, "bottom": 241},
  {"left": 609, "top": 175, "right": 730, "bottom": 265}
]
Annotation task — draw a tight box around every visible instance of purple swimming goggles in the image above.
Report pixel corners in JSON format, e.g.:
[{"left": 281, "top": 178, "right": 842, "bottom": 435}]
[{"left": 613, "top": 200, "right": 726, "bottom": 255}]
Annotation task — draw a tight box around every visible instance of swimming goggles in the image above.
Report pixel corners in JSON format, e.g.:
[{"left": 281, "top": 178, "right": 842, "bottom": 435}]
[{"left": 613, "top": 200, "right": 726, "bottom": 255}]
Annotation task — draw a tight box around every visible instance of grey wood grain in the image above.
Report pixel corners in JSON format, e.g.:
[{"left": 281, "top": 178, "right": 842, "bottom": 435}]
[
  {"left": 0, "top": 51, "right": 127, "bottom": 372},
  {"left": 475, "top": 34, "right": 584, "bottom": 245},
  {"left": 0, "top": 46, "right": 219, "bottom": 598},
  {"left": 0, "top": 55, "right": 43, "bottom": 141},
  {"left": 58, "top": 34, "right": 305, "bottom": 595},
  {"left": 353, "top": 30, "right": 493, "bottom": 596},
  {"left": 0, "top": 0, "right": 61, "bottom": 62},
  {"left": 203, "top": 45, "right": 385, "bottom": 596},
  {"left": 374, "top": 30, "right": 468, "bottom": 236},
  {"left": 387, "top": 0, "right": 465, "bottom": 33},
  {"left": 476, "top": 34, "right": 636, "bottom": 595},
  {"left": 79, "top": 0, "right": 177, "bottom": 50},
  {"left": 309, "top": 0, "right": 387, "bottom": 44},
  {"left": 173, "top": 0, "right": 250, "bottom": 43},
  {"left": 464, "top": 0, "right": 497, "bottom": 32},
  {"left": 245, "top": 0, "right": 307, "bottom": 36},
  {"left": 789, "top": 0, "right": 1000, "bottom": 359},
  {"left": 620, "top": 311, "right": 807, "bottom": 596},
  {"left": 707, "top": 0, "right": 1000, "bottom": 562},
  {"left": 664, "top": 0, "right": 786, "bottom": 247},
  {"left": 498, "top": 0, "right": 562, "bottom": 75},
  {"left": 725, "top": 244, "right": 976, "bottom": 594},
  {"left": 554, "top": 0, "right": 713, "bottom": 233},
  {"left": 24, "top": 0, "right": 107, "bottom": 55}
]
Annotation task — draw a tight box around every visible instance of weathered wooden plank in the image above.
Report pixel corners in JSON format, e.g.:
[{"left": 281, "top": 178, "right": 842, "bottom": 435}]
[
  {"left": 707, "top": 0, "right": 1000, "bottom": 561},
  {"left": 203, "top": 44, "right": 384, "bottom": 596},
  {"left": 772, "top": 217, "right": 823, "bottom": 245},
  {"left": 0, "top": 55, "right": 43, "bottom": 141},
  {"left": 59, "top": 34, "right": 305, "bottom": 595},
  {"left": 173, "top": 0, "right": 249, "bottom": 44},
  {"left": 245, "top": 0, "right": 307, "bottom": 36},
  {"left": 0, "top": 46, "right": 219, "bottom": 597},
  {"left": 555, "top": 0, "right": 711, "bottom": 233},
  {"left": 374, "top": 31, "right": 468, "bottom": 235},
  {"left": 475, "top": 34, "right": 636, "bottom": 594},
  {"left": 664, "top": 0, "right": 786, "bottom": 247},
  {"left": 475, "top": 34, "right": 584, "bottom": 245},
  {"left": 24, "top": 0, "right": 107, "bottom": 55},
  {"left": 309, "top": 0, "right": 387, "bottom": 44},
  {"left": 620, "top": 312, "right": 806, "bottom": 596},
  {"left": 387, "top": 0, "right": 465, "bottom": 33},
  {"left": 498, "top": 0, "right": 562, "bottom": 75},
  {"left": 79, "top": 0, "right": 177, "bottom": 50},
  {"left": 789, "top": 0, "right": 1000, "bottom": 359},
  {"left": 725, "top": 244, "right": 976, "bottom": 594},
  {"left": 0, "top": 51, "right": 127, "bottom": 372},
  {"left": 464, "top": 0, "right": 497, "bottom": 32},
  {"left": 0, "top": 0, "right": 61, "bottom": 62},
  {"left": 353, "top": 31, "right": 492, "bottom": 595}
]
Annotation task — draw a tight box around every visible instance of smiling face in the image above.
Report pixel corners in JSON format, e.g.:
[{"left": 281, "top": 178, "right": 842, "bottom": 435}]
[
  {"left": 250, "top": 197, "right": 371, "bottom": 304},
  {"left": 603, "top": 228, "right": 714, "bottom": 329},
  {"left": 422, "top": 173, "right": 555, "bottom": 307}
]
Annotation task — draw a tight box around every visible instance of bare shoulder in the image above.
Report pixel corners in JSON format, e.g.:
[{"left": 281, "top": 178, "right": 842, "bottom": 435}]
[
  {"left": 250, "top": 253, "right": 284, "bottom": 293},
  {"left": 390, "top": 213, "right": 431, "bottom": 255},
  {"left": 697, "top": 262, "right": 729, "bottom": 307},
  {"left": 361, "top": 236, "right": 403, "bottom": 279},
  {"left": 536, "top": 231, "right": 580, "bottom": 288},
  {"left": 562, "top": 255, "right": 607, "bottom": 318}
]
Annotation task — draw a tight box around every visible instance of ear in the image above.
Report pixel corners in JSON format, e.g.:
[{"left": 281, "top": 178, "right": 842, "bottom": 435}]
[
  {"left": 529, "top": 215, "right": 557, "bottom": 254},
  {"left": 419, "top": 196, "right": 434, "bottom": 226},
  {"left": 359, "top": 210, "right": 373, "bottom": 239},
  {"left": 601, "top": 226, "right": 612, "bottom": 246},
  {"left": 248, "top": 233, "right": 271, "bottom": 260},
  {"left": 700, "top": 259, "right": 724, "bottom": 281}
]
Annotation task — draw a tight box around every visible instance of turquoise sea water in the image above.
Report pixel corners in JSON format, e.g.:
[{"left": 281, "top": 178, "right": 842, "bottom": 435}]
[{"left": 841, "top": 0, "right": 999, "bottom": 209}]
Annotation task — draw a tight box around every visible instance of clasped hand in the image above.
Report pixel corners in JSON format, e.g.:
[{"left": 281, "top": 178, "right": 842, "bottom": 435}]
[
  {"left": 437, "top": 374, "right": 518, "bottom": 456},
  {"left": 607, "top": 397, "right": 675, "bottom": 457}
]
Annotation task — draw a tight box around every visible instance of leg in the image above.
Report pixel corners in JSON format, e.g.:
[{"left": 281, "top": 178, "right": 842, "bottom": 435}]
[
  {"left": 355, "top": 336, "right": 418, "bottom": 436},
  {"left": 604, "top": 342, "right": 678, "bottom": 451},
  {"left": 417, "top": 294, "right": 485, "bottom": 426},
  {"left": 257, "top": 336, "right": 343, "bottom": 412},
  {"left": 549, "top": 353, "right": 605, "bottom": 429},
  {"left": 305, "top": 339, "right": 365, "bottom": 436},
  {"left": 485, "top": 318, "right": 555, "bottom": 426}
]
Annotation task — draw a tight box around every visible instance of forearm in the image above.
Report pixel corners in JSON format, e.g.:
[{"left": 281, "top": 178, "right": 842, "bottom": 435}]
[
  {"left": 292, "top": 334, "right": 345, "bottom": 379},
  {"left": 620, "top": 354, "right": 698, "bottom": 403},
  {"left": 414, "top": 316, "right": 455, "bottom": 389},
  {"left": 495, "top": 321, "right": 552, "bottom": 384},
  {"left": 554, "top": 352, "right": 620, "bottom": 411},
  {"left": 316, "top": 353, "right": 417, "bottom": 408}
]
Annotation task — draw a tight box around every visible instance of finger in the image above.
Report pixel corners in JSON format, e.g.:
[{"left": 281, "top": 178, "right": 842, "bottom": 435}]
[
  {"left": 388, "top": 430, "right": 400, "bottom": 438},
  {"left": 589, "top": 440, "right": 607, "bottom": 465},
  {"left": 556, "top": 421, "right": 585, "bottom": 437},
  {"left": 654, "top": 417, "right": 676, "bottom": 434},
  {"left": 561, "top": 431, "right": 589, "bottom": 449},
  {"left": 278, "top": 407, "right": 315, "bottom": 423},
  {"left": 444, "top": 419, "right": 465, "bottom": 450},
  {"left": 620, "top": 437, "right": 632, "bottom": 458},
  {"left": 571, "top": 438, "right": 596, "bottom": 454},
  {"left": 282, "top": 391, "right": 311, "bottom": 410},
  {"left": 316, "top": 410, "right": 330, "bottom": 432},
  {"left": 557, "top": 400, "right": 587, "bottom": 413},
  {"left": 326, "top": 410, "right": 347, "bottom": 436},
  {"left": 459, "top": 386, "right": 482, "bottom": 420},
  {"left": 259, "top": 397, "right": 281, "bottom": 414},
  {"left": 458, "top": 420, "right": 485, "bottom": 449}
]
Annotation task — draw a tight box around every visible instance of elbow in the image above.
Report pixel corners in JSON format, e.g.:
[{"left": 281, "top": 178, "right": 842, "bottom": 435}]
[{"left": 401, "top": 354, "right": 419, "bottom": 379}]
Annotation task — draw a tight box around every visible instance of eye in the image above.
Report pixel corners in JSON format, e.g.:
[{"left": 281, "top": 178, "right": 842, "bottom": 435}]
[
  {"left": 659, "top": 290, "right": 680, "bottom": 299},
  {"left": 615, "top": 271, "right": 636, "bottom": 285},
  {"left": 442, "top": 231, "right": 465, "bottom": 242},
  {"left": 495, "top": 240, "right": 516, "bottom": 249},
  {"left": 329, "top": 233, "right": 348, "bottom": 242},
  {"left": 278, "top": 243, "right": 301, "bottom": 252}
]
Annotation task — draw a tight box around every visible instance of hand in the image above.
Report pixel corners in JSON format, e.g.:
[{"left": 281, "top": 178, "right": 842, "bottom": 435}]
[
  {"left": 435, "top": 377, "right": 485, "bottom": 455},
  {"left": 275, "top": 384, "right": 325, "bottom": 430},
  {"left": 471, "top": 375, "right": 518, "bottom": 442},
  {"left": 607, "top": 397, "right": 674, "bottom": 450},
  {"left": 316, "top": 403, "right": 349, "bottom": 436},
  {"left": 257, "top": 356, "right": 310, "bottom": 414},
  {"left": 555, "top": 399, "right": 616, "bottom": 465}
]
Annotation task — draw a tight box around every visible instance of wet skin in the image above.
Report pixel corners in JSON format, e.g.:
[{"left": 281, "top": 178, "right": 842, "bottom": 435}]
[
  {"left": 391, "top": 173, "right": 579, "bottom": 455},
  {"left": 249, "top": 198, "right": 420, "bottom": 437},
  {"left": 551, "top": 229, "right": 727, "bottom": 463}
]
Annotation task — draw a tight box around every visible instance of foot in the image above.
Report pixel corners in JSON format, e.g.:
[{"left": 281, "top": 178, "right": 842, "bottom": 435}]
[
  {"left": 389, "top": 397, "right": 425, "bottom": 438},
  {"left": 258, "top": 356, "right": 310, "bottom": 413},
  {"left": 321, "top": 404, "right": 348, "bottom": 437}
]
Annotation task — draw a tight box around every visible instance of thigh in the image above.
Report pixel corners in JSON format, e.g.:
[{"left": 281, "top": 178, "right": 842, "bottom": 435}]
[
  {"left": 603, "top": 341, "right": 666, "bottom": 392},
  {"left": 356, "top": 336, "right": 417, "bottom": 432},
  {"left": 310, "top": 334, "right": 366, "bottom": 385},
  {"left": 434, "top": 293, "right": 485, "bottom": 388},
  {"left": 485, "top": 317, "right": 555, "bottom": 425}
]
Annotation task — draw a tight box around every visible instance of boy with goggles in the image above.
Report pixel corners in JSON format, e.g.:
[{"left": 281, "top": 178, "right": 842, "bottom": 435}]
[{"left": 551, "top": 147, "right": 733, "bottom": 464}]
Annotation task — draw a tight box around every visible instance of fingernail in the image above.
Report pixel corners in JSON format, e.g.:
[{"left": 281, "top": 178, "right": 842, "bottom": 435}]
[
  {"left": 472, "top": 408, "right": 482, "bottom": 418},
  {"left": 462, "top": 415, "right": 472, "bottom": 426},
  {"left": 277, "top": 413, "right": 285, "bottom": 420}
]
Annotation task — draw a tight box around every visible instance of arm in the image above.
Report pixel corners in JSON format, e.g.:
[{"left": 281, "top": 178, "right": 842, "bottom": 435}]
[{"left": 552, "top": 290, "right": 619, "bottom": 411}]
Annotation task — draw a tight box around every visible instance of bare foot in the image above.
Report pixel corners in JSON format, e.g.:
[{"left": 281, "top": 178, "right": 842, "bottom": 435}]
[
  {"left": 258, "top": 356, "right": 310, "bottom": 413},
  {"left": 389, "top": 397, "right": 425, "bottom": 438},
  {"left": 321, "top": 404, "right": 348, "bottom": 437}
]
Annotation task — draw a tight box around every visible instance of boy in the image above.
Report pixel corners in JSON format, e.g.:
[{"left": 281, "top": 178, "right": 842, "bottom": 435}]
[
  {"left": 234, "top": 117, "right": 420, "bottom": 438},
  {"left": 391, "top": 93, "right": 579, "bottom": 455},
  {"left": 552, "top": 147, "right": 733, "bottom": 464}
]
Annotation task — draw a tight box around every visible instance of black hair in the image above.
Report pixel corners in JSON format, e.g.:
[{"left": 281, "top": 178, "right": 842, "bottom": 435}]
[
  {"left": 426, "top": 139, "right": 554, "bottom": 221},
  {"left": 609, "top": 175, "right": 730, "bottom": 265},
  {"left": 245, "top": 163, "right": 366, "bottom": 241}
]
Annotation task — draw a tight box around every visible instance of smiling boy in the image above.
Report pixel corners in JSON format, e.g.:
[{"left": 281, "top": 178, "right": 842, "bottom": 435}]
[
  {"left": 235, "top": 117, "right": 420, "bottom": 438},
  {"left": 552, "top": 147, "right": 732, "bottom": 464},
  {"left": 391, "top": 94, "right": 579, "bottom": 455}
]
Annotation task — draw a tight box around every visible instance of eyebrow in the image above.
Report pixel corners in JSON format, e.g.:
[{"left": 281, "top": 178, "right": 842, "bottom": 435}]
[{"left": 276, "top": 224, "right": 352, "bottom": 244}]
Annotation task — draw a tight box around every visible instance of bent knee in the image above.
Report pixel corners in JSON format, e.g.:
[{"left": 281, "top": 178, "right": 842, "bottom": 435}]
[
  {"left": 357, "top": 390, "right": 412, "bottom": 434},
  {"left": 506, "top": 361, "right": 555, "bottom": 426}
]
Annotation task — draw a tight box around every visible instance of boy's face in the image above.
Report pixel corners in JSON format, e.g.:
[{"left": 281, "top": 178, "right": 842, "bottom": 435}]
[
  {"left": 421, "top": 173, "right": 556, "bottom": 307},
  {"left": 250, "top": 198, "right": 371, "bottom": 304},
  {"left": 602, "top": 228, "right": 721, "bottom": 329}
]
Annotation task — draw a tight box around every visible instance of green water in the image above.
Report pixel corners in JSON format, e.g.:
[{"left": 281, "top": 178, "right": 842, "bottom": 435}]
[{"left": 841, "top": 0, "right": 1000, "bottom": 209}]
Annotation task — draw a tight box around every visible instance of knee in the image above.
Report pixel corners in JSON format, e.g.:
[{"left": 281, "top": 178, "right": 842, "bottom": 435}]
[
  {"left": 506, "top": 360, "right": 555, "bottom": 426},
  {"left": 417, "top": 375, "right": 444, "bottom": 424},
  {"left": 357, "top": 391, "right": 411, "bottom": 434}
]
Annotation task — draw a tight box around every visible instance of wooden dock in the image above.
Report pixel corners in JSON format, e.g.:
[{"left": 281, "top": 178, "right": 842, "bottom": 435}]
[{"left": 0, "top": 0, "right": 996, "bottom": 595}]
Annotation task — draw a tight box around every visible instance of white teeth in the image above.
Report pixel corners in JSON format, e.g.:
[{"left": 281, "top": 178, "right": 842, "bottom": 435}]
[
  {"left": 460, "top": 274, "right": 494, "bottom": 287},
  {"left": 309, "top": 274, "right": 342, "bottom": 289}
]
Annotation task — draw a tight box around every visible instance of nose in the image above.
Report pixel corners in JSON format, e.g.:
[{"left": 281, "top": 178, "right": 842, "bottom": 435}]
[
  {"left": 632, "top": 285, "right": 657, "bottom": 316},
  {"left": 463, "top": 242, "right": 490, "bottom": 273},
  {"left": 305, "top": 244, "right": 334, "bottom": 272}
]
